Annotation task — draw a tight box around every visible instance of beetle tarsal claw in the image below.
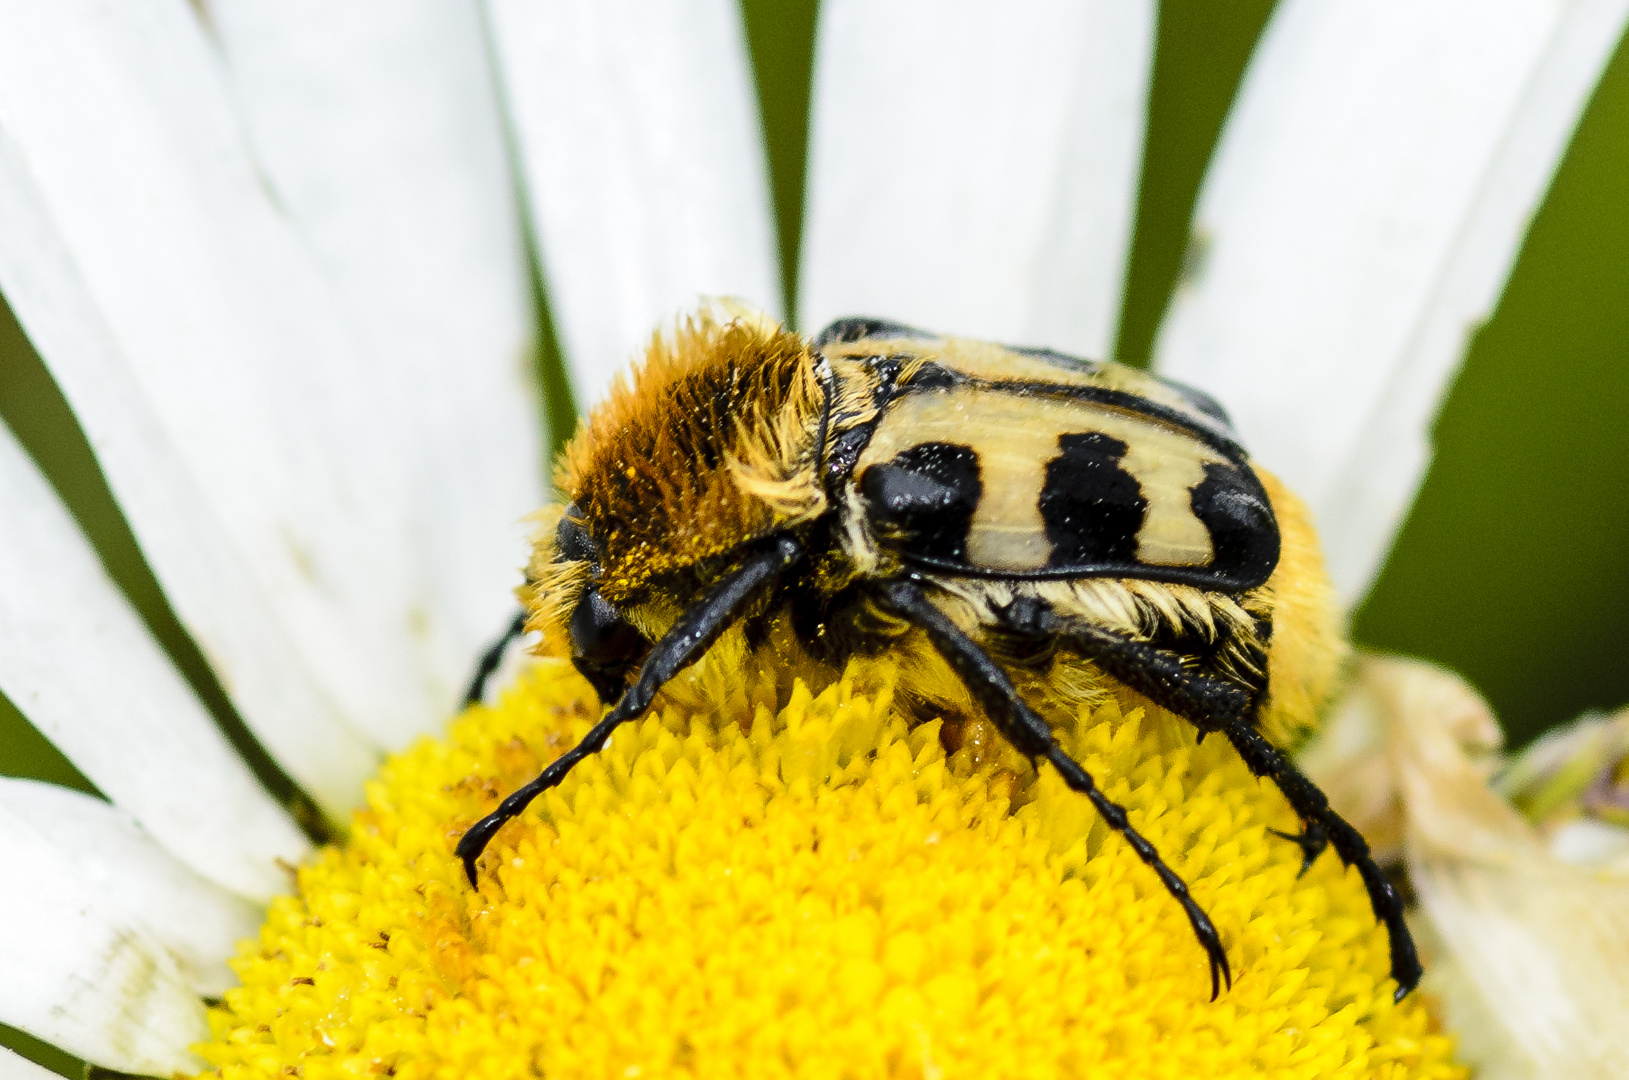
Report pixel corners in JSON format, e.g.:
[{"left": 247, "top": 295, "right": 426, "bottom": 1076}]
[{"left": 1268, "top": 822, "right": 1330, "bottom": 876}]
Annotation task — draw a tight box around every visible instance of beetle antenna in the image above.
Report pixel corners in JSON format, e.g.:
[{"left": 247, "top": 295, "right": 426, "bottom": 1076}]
[
  {"left": 462, "top": 608, "right": 529, "bottom": 708},
  {"left": 875, "top": 578, "right": 1233, "bottom": 1001},
  {"left": 457, "top": 535, "right": 804, "bottom": 887}
]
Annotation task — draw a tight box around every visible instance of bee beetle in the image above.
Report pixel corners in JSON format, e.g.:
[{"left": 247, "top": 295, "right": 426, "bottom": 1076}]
[{"left": 457, "top": 307, "right": 1421, "bottom": 1002}]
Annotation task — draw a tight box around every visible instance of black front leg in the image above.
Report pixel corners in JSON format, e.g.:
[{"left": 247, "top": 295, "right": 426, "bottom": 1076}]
[
  {"left": 876, "top": 580, "right": 1232, "bottom": 1000},
  {"left": 456, "top": 536, "right": 803, "bottom": 888},
  {"left": 463, "top": 608, "right": 529, "bottom": 707}
]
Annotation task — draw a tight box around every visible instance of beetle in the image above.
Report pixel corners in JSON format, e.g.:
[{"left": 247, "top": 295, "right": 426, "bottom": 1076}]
[{"left": 456, "top": 308, "right": 1421, "bottom": 1002}]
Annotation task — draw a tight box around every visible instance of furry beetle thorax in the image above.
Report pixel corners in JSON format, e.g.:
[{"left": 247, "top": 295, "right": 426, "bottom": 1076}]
[{"left": 457, "top": 306, "right": 1422, "bottom": 1003}]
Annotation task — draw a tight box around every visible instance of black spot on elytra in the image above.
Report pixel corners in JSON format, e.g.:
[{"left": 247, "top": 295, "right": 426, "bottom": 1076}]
[
  {"left": 812, "top": 316, "right": 933, "bottom": 348},
  {"left": 860, "top": 442, "right": 981, "bottom": 561},
  {"left": 1041, "top": 433, "right": 1147, "bottom": 566},
  {"left": 1157, "top": 376, "right": 1235, "bottom": 428},
  {"left": 1004, "top": 344, "right": 1102, "bottom": 376},
  {"left": 900, "top": 362, "right": 960, "bottom": 391},
  {"left": 1189, "top": 462, "right": 1280, "bottom": 588}
]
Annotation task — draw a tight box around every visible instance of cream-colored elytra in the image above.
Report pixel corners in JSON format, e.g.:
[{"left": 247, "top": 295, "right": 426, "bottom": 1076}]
[{"left": 856, "top": 387, "right": 1223, "bottom": 571}]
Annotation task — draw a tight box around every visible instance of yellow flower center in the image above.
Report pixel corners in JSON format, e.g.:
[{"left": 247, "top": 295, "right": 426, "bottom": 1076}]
[{"left": 197, "top": 658, "right": 1461, "bottom": 1079}]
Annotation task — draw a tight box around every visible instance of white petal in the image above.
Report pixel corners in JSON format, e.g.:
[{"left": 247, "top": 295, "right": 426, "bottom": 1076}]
[
  {"left": 799, "top": 0, "right": 1154, "bottom": 356},
  {"left": 207, "top": 0, "right": 546, "bottom": 677},
  {"left": 0, "top": 1046, "right": 63, "bottom": 1080},
  {"left": 0, "top": 0, "right": 444, "bottom": 786},
  {"left": 0, "top": 788, "right": 217, "bottom": 1075},
  {"left": 0, "top": 779, "right": 262, "bottom": 995},
  {"left": 1547, "top": 818, "right": 1629, "bottom": 868},
  {"left": 487, "top": 0, "right": 781, "bottom": 402},
  {"left": 0, "top": 420, "right": 309, "bottom": 901},
  {"left": 0, "top": 124, "right": 377, "bottom": 815},
  {"left": 1153, "top": 0, "right": 1629, "bottom": 603}
]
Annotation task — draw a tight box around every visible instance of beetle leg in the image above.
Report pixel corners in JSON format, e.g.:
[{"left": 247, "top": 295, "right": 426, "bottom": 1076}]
[
  {"left": 1045, "top": 614, "right": 1423, "bottom": 1000},
  {"left": 456, "top": 535, "right": 803, "bottom": 888},
  {"left": 1221, "top": 723, "right": 1421, "bottom": 999},
  {"left": 462, "top": 608, "right": 529, "bottom": 708},
  {"left": 877, "top": 580, "right": 1232, "bottom": 1001}
]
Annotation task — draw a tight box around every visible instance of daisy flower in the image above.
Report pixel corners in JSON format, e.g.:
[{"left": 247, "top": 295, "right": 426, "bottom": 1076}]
[{"left": 0, "top": 0, "right": 1624, "bottom": 1077}]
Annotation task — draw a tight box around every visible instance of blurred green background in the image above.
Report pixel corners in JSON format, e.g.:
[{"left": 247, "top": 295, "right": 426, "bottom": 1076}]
[{"left": 2, "top": 7, "right": 1629, "bottom": 1070}]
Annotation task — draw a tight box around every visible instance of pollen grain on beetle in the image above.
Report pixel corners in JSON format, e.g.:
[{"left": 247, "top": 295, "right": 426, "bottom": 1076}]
[{"left": 196, "top": 657, "right": 1462, "bottom": 1080}]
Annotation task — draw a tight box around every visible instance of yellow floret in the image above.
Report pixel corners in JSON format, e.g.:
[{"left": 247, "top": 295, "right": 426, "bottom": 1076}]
[{"left": 197, "top": 657, "right": 1461, "bottom": 1080}]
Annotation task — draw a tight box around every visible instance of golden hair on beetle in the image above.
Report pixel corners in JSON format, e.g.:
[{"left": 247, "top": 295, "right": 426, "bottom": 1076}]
[
  {"left": 557, "top": 306, "right": 826, "bottom": 604},
  {"left": 1251, "top": 469, "right": 1347, "bottom": 746}
]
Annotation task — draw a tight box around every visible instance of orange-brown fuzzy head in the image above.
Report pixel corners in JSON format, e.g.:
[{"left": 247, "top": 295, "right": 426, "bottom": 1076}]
[{"left": 552, "top": 306, "right": 828, "bottom": 608}]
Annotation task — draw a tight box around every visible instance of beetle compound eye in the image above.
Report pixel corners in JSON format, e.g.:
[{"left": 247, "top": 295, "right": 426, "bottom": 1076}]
[
  {"left": 812, "top": 316, "right": 931, "bottom": 347},
  {"left": 568, "top": 588, "right": 646, "bottom": 704},
  {"left": 556, "top": 504, "right": 599, "bottom": 565}
]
